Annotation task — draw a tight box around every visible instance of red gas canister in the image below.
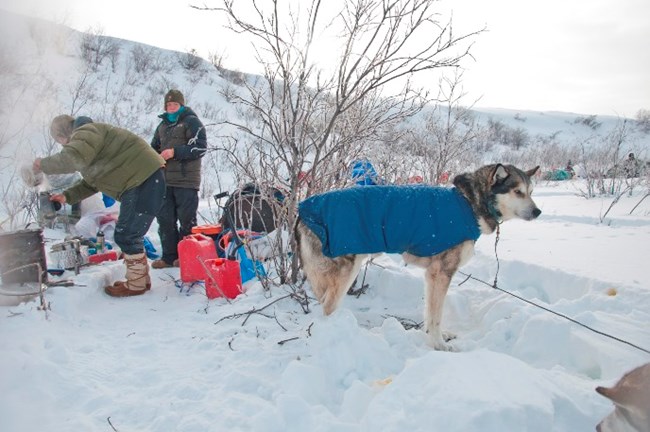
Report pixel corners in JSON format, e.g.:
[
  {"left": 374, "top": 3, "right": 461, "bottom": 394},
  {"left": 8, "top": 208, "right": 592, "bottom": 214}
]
[
  {"left": 204, "top": 258, "right": 243, "bottom": 299},
  {"left": 178, "top": 234, "right": 218, "bottom": 283},
  {"left": 191, "top": 224, "right": 223, "bottom": 256}
]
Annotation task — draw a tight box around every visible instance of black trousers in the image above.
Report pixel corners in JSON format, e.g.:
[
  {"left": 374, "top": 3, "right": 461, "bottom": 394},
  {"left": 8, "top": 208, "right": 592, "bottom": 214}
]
[
  {"left": 156, "top": 186, "right": 199, "bottom": 264},
  {"left": 114, "top": 169, "right": 165, "bottom": 255}
]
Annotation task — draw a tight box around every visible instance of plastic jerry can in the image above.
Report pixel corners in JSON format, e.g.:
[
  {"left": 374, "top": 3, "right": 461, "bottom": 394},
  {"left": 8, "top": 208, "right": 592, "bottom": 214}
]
[
  {"left": 191, "top": 224, "right": 224, "bottom": 256},
  {"left": 178, "top": 234, "right": 218, "bottom": 283},
  {"left": 204, "top": 258, "right": 243, "bottom": 299}
]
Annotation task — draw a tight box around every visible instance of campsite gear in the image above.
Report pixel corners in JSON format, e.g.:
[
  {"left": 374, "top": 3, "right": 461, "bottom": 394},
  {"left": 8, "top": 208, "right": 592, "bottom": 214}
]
[
  {"left": 143, "top": 236, "right": 159, "bottom": 259},
  {"left": 96, "top": 230, "right": 105, "bottom": 253},
  {"left": 217, "top": 184, "right": 284, "bottom": 233},
  {"left": 247, "top": 230, "right": 286, "bottom": 261},
  {"left": 50, "top": 239, "right": 83, "bottom": 274},
  {"left": 191, "top": 224, "right": 223, "bottom": 255},
  {"left": 178, "top": 233, "right": 218, "bottom": 283},
  {"left": 214, "top": 191, "right": 246, "bottom": 259},
  {"left": 38, "top": 192, "right": 62, "bottom": 221},
  {"left": 235, "top": 247, "right": 266, "bottom": 284},
  {"left": 212, "top": 192, "right": 246, "bottom": 286},
  {"left": 204, "top": 258, "right": 243, "bottom": 299},
  {"left": 46, "top": 280, "right": 75, "bottom": 288},
  {"left": 543, "top": 169, "right": 572, "bottom": 181},
  {"left": 105, "top": 252, "right": 149, "bottom": 297},
  {"left": 217, "top": 233, "right": 266, "bottom": 283},
  {"left": 219, "top": 229, "right": 258, "bottom": 257},
  {"left": 88, "top": 250, "right": 119, "bottom": 264},
  {"left": 0, "top": 228, "right": 48, "bottom": 285},
  {"left": 350, "top": 159, "right": 383, "bottom": 186},
  {"left": 47, "top": 269, "right": 65, "bottom": 277}
]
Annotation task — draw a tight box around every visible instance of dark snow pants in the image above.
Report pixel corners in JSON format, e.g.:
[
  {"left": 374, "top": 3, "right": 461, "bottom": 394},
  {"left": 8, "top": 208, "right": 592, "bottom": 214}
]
[
  {"left": 156, "top": 186, "right": 199, "bottom": 264},
  {"left": 114, "top": 169, "right": 166, "bottom": 255}
]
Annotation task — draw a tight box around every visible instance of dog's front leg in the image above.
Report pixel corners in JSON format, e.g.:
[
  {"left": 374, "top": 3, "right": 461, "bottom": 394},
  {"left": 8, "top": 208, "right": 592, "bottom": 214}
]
[{"left": 424, "top": 253, "right": 460, "bottom": 351}]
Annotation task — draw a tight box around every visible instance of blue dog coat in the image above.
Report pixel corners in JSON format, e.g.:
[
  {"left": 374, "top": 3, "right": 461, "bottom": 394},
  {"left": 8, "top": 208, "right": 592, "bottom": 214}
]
[{"left": 299, "top": 185, "right": 481, "bottom": 258}]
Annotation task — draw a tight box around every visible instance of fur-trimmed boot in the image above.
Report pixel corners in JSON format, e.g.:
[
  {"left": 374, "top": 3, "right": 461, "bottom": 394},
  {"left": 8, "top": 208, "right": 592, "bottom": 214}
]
[{"left": 105, "top": 252, "right": 150, "bottom": 297}]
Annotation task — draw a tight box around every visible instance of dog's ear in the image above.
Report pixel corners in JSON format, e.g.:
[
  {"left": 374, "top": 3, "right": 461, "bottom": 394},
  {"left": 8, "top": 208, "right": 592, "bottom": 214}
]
[
  {"left": 595, "top": 385, "right": 614, "bottom": 401},
  {"left": 526, "top": 166, "right": 540, "bottom": 178},
  {"left": 490, "top": 164, "right": 509, "bottom": 186}
]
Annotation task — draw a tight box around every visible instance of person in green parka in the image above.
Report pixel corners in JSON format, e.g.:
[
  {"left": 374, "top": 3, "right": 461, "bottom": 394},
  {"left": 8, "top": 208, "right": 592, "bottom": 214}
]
[{"left": 32, "top": 115, "right": 166, "bottom": 297}]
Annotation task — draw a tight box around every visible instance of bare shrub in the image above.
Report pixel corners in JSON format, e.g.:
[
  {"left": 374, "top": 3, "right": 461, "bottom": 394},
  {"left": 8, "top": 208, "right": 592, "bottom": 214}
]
[
  {"left": 178, "top": 48, "right": 202, "bottom": 71},
  {"left": 208, "top": 51, "right": 226, "bottom": 70},
  {"left": 130, "top": 45, "right": 160, "bottom": 74},
  {"left": 635, "top": 108, "right": 650, "bottom": 134},
  {"left": 193, "top": 0, "right": 484, "bottom": 284},
  {"left": 67, "top": 66, "right": 98, "bottom": 115},
  {"left": 572, "top": 114, "right": 602, "bottom": 130},
  {"left": 0, "top": 162, "right": 33, "bottom": 231},
  {"left": 220, "top": 68, "right": 247, "bottom": 86},
  {"left": 80, "top": 26, "right": 120, "bottom": 71},
  {"left": 486, "top": 118, "right": 529, "bottom": 149},
  {"left": 406, "top": 72, "right": 484, "bottom": 183}
]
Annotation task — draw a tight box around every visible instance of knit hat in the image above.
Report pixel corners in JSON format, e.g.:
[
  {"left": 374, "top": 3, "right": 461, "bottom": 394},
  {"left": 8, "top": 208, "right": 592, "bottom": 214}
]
[
  {"left": 164, "top": 89, "right": 185, "bottom": 108},
  {"left": 50, "top": 114, "right": 75, "bottom": 142}
]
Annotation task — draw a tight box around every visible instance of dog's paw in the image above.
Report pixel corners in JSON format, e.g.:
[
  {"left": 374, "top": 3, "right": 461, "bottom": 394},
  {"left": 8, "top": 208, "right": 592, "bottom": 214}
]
[
  {"left": 427, "top": 335, "right": 457, "bottom": 352},
  {"left": 442, "top": 331, "right": 457, "bottom": 342}
]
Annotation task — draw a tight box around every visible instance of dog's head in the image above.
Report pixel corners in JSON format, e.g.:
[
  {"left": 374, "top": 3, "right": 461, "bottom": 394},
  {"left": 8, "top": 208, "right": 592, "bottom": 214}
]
[{"left": 488, "top": 164, "right": 541, "bottom": 222}]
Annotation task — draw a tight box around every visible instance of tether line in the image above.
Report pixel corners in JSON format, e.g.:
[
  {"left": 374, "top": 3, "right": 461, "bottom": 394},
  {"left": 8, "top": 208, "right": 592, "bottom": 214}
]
[{"left": 458, "top": 270, "right": 650, "bottom": 355}]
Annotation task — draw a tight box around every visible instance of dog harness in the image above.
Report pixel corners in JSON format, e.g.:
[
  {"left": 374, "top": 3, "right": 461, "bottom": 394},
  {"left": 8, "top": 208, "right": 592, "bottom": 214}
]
[{"left": 299, "top": 185, "right": 481, "bottom": 258}]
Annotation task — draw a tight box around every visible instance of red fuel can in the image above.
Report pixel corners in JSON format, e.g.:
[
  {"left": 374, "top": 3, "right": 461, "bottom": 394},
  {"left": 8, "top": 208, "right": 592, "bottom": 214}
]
[
  {"left": 178, "top": 234, "right": 218, "bottom": 283},
  {"left": 204, "top": 258, "right": 243, "bottom": 299}
]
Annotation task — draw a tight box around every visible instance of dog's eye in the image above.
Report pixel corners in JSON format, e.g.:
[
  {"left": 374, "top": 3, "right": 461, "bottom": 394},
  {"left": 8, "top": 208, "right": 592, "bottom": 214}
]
[{"left": 514, "top": 189, "right": 525, "bottom": 197}]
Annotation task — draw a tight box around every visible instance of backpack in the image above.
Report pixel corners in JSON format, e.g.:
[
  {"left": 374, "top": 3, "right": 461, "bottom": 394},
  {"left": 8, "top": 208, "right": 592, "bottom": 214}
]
[{"left": 218, "top": 183, "right": 285, "bottom": 233}]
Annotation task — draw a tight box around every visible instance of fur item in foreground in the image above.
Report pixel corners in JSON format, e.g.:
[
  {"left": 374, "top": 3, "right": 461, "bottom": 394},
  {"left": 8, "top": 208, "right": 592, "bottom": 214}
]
[
  {"left": 297, "top": 163, "right": 541, "bottom": 351},
  {"left": 596, "top": 363, "right": 650, "bottom": 432}
]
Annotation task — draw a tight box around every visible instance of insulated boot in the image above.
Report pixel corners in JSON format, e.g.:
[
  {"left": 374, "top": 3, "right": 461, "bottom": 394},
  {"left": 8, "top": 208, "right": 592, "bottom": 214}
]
[
  {"left": 151, "top": 259, "right": 177, "bottom": 269},
  {"left": 105, "top": 252, "right": 149, "bottom": 297}
]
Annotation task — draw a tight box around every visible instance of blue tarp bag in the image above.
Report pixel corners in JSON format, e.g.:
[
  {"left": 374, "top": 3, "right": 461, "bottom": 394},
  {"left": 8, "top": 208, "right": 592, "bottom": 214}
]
[
  {"left": 350, "top": 159, "right": 383, "bottom": 185},
  {"left": 236, "top": 247, "right": 266, "bottom": 283}
]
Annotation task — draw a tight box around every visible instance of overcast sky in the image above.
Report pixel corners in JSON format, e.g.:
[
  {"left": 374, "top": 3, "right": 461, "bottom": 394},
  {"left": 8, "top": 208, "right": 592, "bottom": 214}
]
[{"left": 2, "top": 0, "right": 648, "bottom": 117}]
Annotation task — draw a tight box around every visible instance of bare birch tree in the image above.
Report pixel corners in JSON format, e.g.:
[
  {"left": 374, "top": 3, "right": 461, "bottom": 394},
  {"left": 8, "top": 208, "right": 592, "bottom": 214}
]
[
  {"left": 406, "top": 71, "right": 483, "bottom": 183},
  {"left": 193, "top": 0, "right": 483, "bottom": 283}
]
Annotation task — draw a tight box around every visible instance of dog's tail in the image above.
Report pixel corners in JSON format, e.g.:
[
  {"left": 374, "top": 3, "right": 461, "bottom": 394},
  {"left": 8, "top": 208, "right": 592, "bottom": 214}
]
[{"left": 294, "top": 216, "right": 302, "bottom": 260}]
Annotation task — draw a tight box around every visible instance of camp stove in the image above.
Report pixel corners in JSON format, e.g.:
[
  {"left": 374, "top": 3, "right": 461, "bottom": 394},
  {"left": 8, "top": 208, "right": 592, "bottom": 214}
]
[{"left": 50, "top": 239, "right": 84, "bottom": 275}]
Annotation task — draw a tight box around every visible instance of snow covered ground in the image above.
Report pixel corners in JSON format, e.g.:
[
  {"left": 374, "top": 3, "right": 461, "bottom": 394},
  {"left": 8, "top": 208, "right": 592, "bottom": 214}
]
[{"left": 1, "top": 179, "right": 648, "bottom": 432}]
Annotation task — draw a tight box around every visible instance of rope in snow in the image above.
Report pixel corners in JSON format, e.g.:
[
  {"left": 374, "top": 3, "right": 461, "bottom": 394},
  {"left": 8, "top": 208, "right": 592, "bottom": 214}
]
[{"left": 457, "top": 270, "right": 650, "bottom": 356}]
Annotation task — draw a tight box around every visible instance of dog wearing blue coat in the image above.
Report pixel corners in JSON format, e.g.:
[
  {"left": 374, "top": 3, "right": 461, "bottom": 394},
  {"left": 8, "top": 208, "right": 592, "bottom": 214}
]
[{"left": 297, "top": 164, "right": 541, "bottom": 351}]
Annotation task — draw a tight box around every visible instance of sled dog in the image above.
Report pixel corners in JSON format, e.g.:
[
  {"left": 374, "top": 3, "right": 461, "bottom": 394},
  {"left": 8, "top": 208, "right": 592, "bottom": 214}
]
[
  {"left": 596, "top": 362, "right": 650, "bottom": 432},
  {"left": 297, "top": 164, "right": 541, "bottom": 351}
]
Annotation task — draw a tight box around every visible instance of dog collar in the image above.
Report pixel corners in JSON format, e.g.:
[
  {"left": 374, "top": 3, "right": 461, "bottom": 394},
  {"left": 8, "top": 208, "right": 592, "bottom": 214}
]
[{"left": 487, "top": 198, "right": 503, "bottom": 223}]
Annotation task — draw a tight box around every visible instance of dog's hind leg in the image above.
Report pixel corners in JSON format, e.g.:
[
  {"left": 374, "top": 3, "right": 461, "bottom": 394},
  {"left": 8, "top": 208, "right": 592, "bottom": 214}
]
[{"left": 319, "top": 255, "right": 366, "bottom": 315}]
